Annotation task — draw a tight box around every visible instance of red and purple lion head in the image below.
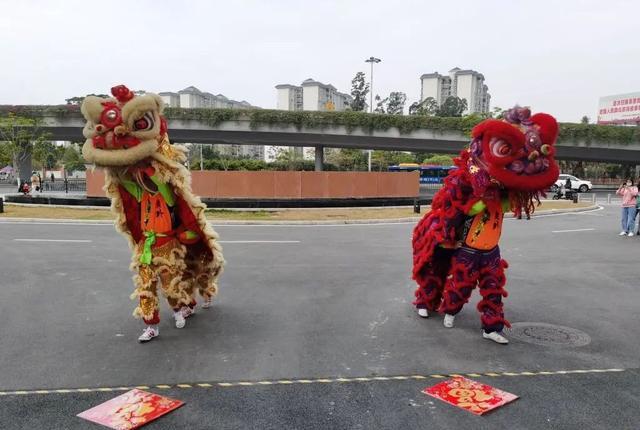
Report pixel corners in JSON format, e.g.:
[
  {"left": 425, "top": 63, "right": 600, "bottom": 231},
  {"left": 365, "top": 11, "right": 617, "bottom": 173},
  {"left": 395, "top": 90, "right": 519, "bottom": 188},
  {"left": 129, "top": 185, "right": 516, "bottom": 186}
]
[{"left": 467, "top": 106, "right": 559, "bottom": 192}]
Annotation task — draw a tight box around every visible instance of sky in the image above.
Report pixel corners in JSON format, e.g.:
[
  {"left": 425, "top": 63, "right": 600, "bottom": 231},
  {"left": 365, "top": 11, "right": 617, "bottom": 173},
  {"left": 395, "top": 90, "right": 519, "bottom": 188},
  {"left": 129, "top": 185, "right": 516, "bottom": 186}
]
[{"left": 0, "top": 0, "right": 638, "bottom": 122}]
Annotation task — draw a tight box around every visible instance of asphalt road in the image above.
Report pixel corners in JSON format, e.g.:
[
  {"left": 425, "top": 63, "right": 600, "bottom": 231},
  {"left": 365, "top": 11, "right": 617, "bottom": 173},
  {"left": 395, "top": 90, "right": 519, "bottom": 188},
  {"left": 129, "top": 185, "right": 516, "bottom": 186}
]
[{"left": 0, "top": 205, "right": 638, "bottom": 429}]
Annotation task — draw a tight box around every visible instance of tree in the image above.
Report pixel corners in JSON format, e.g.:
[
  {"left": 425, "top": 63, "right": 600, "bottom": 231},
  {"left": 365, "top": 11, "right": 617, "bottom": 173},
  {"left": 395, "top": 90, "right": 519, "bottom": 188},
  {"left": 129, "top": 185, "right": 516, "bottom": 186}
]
[
  {"left": 0, "top": 113, "right": 50, "bottom": 183},
  {"left": 373, "top": 92, "right": 407, "bottom": 115},
  {"left": 62, "top": 145, "right": 86, "bottom": 174},
  {"left": 409, "top": 97, "right": 439, "bottom": 116},
  {"left": 325, "top": 148, "right": 367, "bottom": 171},
  {"left": 386, "top": 92, "right": 406, "bottom": 115},
  {"left": 423, "top": 154, "right": 455, "bottom": 165},
  {"left": 0, "top": 142, "right": 13, "bottom": 167},
  {"left": 413, "top": 151, "right": 434, "bottom": 163},
  {"left": 33, "top": 141, "right": 64, "bottom": 171},
  {"left": 436, "top": 96, "right": 467, "bottom": 117},
  {"left": 349, "top": 72, "right": 369, "bottom": 112},
  {"left": 266, "top": 146, "right": 304, "bottom": 170},
  {"left": 409, "top": 96, "right": 471, "bottom": 117},
  {"left": 491, "top": 106, "right": 504, "bottom": 119},
  {"left": 371, "top": 150, "right": 414, "bottom": 171},
  {"left": 65, "top": 94, "right": 108, "bottom": 105},
  {"left": 581, "top": 116, "right": 590, "bottom": 124},
  {"left": 373, "top": 94, "right": 387, "bottom": 114}
]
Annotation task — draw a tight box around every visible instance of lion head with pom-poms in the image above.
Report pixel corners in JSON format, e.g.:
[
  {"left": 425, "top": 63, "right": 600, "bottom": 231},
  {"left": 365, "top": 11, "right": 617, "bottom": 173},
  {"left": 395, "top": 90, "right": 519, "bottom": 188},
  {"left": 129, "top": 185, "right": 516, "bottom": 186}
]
[
  {"left": 470, "top": 106, "right": 559, "bottom": 191},
  {"left": 81, "top": 85, "right": 175, "bottom": 167},
  {"left": 459, "top": 106, "right": 560, "bottom": 215}
]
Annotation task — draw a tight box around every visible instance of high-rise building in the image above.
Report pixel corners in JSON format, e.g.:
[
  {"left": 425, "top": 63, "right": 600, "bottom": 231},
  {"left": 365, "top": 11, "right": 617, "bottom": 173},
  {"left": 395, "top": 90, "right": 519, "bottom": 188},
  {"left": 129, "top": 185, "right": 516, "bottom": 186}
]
[
  {"left": 274, "top": 78, "right": 352, "bottom": 160},
  {"left": 159, "top": 86, "right": 258, "bottom": 110},
  {"left": 158, "top": 86, "right": 263, "bottom": 160},
  {"left": 275, "top": 84, "right": 303, "bottom": 111},
  {"left": 276, "top": 79, "right": 353, "bottom": 112},
  {"left": 420, "top": 68, "right": 490, "bottom": 114}
]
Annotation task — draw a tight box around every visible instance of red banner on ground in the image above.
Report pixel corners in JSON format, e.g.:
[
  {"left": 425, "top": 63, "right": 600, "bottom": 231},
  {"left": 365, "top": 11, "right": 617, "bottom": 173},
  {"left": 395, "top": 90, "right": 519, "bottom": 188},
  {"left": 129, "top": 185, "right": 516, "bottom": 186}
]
[
  {"left": 77, "top": 389, "right": 184, "bottom": 429},
  {"left": 423, "top": 376, "right": 518, "bottom": 415}
]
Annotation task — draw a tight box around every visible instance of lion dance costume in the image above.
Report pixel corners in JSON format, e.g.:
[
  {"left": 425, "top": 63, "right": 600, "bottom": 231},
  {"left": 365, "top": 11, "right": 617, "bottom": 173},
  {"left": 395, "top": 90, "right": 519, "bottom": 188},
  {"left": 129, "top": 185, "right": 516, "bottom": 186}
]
[
  {"left": 82, "top": 85, "right": 224, "bottom": 342},
  {"left": 412, "top": 107, "right": 559, "bottom": 344}
]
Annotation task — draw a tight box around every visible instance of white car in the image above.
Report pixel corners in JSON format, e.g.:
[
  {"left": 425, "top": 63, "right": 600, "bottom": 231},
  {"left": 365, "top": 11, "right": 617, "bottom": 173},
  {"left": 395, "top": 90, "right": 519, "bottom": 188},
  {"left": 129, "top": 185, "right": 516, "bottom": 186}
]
[{"left": 550, "top": 174, "right": 592, "bottom": 193}]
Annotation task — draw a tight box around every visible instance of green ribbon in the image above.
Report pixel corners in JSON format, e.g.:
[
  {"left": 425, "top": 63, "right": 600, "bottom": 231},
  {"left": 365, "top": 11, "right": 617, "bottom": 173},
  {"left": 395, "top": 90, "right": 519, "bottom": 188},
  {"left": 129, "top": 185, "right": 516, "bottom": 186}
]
[{"left": 140, "top": 232, "right": 157, "bottom": 265}]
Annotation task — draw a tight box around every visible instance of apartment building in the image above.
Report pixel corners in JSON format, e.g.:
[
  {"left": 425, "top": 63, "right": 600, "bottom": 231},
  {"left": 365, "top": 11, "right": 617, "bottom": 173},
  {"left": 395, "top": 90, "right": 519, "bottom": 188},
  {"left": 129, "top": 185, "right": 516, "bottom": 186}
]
[{"left": 420, "top": 67, "right": 490, "bottom": 114}]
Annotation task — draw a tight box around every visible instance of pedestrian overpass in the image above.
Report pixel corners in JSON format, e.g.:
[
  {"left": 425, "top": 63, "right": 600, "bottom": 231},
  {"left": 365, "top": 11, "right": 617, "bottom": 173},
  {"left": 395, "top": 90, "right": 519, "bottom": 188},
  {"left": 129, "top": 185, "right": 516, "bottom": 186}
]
[{"left": 4, "top": 106, "right": 640, "bottom": 169}]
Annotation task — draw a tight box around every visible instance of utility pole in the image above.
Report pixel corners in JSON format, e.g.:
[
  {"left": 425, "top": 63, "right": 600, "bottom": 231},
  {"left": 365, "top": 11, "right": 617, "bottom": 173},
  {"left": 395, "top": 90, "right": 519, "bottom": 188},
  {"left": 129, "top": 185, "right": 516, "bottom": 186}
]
[{"left": 365, "top": 56, "right": 381, "bottom": 172}]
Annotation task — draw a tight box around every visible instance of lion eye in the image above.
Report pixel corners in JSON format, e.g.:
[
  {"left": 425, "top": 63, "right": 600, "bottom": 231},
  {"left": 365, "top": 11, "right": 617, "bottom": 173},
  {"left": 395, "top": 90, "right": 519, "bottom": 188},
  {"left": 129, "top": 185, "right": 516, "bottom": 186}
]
[
  {"left": 133, "top": 112, "right": 154, "bottom": 131},
  {"left": 490, "top": 138, "right": 512, "bottom": 158}
]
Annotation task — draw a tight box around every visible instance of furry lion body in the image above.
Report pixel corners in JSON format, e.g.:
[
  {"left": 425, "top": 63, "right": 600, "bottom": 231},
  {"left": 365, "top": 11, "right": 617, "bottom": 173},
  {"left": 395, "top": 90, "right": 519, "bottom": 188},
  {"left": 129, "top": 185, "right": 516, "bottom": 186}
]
[{"left": 82, "top": 86, "right": 224, "bottom": 322}]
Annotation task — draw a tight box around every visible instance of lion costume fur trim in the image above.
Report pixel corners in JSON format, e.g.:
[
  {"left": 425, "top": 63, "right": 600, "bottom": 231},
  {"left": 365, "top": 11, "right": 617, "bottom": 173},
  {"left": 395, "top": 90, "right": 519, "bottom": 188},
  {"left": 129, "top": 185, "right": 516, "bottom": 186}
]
[
  {"left": 103, "top": 136, "right": 224, "bottom": 318},
  {"left": 83, "top": 138, "right": 159, "bottom": 167}
]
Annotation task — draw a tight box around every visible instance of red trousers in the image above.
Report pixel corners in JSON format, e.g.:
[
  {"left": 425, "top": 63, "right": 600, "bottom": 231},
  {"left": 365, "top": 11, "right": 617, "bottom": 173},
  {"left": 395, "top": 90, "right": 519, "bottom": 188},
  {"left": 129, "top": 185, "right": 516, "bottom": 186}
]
[{"left": 414, "top": 246, "right": 509, "bottom": 332}]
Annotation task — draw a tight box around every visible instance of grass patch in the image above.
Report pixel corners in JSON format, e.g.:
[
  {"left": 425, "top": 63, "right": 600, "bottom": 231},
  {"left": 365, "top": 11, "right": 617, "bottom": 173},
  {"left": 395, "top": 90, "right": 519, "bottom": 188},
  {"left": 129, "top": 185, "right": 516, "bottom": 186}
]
[
  {"left": 0, "top": 200, "right": 593, "bottom": 222},
  {"left": 0, "top": 204, "right": 113, "bottom": 220},
  {"left": 204, "top": 209, "right": 272, "bottom": 220},
  {"left": 536, "top": 200, "right": 592, "bottom": 211}
]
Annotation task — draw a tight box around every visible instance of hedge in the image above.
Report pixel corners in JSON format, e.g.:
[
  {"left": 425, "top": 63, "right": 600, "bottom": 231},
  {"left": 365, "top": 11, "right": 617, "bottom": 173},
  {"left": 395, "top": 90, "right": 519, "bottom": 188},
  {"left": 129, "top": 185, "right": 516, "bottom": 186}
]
[{"left": 1, "top": 105, "right": 638, "bottom": 144}]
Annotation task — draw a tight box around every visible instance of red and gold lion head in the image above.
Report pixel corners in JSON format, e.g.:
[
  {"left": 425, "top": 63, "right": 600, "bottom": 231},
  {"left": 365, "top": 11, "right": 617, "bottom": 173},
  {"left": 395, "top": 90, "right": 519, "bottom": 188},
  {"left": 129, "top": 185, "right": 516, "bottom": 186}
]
[{"left": 81, "top": 85, "right": 168, "bottom": 167}]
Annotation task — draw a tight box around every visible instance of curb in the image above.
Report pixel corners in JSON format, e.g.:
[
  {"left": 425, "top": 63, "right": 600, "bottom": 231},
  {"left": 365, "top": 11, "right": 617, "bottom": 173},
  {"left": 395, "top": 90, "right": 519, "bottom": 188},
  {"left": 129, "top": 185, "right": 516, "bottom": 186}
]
[
  {"left": 0, "top": 205, "right": 600, "bottom": 226},
  {"left": 4, "top": 202, "right": 111, "bottom": 210}
]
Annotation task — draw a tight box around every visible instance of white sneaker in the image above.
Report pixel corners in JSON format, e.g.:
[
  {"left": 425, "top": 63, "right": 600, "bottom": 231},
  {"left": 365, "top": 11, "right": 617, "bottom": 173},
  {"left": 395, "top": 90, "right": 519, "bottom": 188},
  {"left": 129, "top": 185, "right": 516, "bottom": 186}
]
[
  {"left": 138, "top": 326, "right": 159, "bottom": 343},
  {"left": 174, "top": 310, "right": 186, "bottom": 329},
  {"left": 181, "top": 306, "right": 195, "bottom": 318},
  {"left": 443, "top": 314, "right": 455, "bottom": 328},
  {"left": 202, "top": 297, "right": 212, "bottom": 309},
  {"left": 417, "top": 308, "right": 429, "bottom": 318},
  {"left": 620, "top": 231, "right": 627, "bottom": 236},
  {"left": 628, "top": 232, "right": 635, "bottom": 237},
  {"left": 482, "top": 331, "right": 509, "bottom": 344}
]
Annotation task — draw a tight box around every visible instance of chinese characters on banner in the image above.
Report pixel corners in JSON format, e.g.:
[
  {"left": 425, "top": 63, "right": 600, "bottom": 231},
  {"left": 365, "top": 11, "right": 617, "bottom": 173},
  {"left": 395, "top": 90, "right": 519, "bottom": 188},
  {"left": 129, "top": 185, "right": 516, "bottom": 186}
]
[
  {"left": 597, "top": 92, "right": 640, "bottom": 125},
  {"left": 423, "top": 377, "right": 519, "bottom": 415}
]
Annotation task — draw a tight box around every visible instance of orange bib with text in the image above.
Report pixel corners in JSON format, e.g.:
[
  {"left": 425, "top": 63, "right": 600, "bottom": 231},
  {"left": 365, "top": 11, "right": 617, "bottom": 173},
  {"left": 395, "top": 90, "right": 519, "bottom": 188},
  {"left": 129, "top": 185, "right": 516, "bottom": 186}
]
[
  {"left": 141, "top": 192, "right": 172, "bottom": 234},
  {"left": 464, "top": 206, "right": 504, "bottom": 250}
]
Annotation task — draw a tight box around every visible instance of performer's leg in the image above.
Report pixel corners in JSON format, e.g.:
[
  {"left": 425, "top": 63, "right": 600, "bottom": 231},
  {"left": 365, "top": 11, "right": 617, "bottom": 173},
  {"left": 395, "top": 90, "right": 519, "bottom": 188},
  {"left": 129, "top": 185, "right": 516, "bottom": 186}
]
[
  {"left": 439, "top": 248, "right": 481, "bottom": 323},
  {"left": 150, "top": 240, "right": 192, "bottom": 328},
  {"left": 180, "top": 271, "right": 198, "bottom": 316},
  {"left": 413, "top": 247, "right": 451, "bottom": 315},
  {"left": 133, "top": 265, "right": 160, "bottom": 342},
  {"left": 477, "top": 247, "right": 510, "bottom": 338},
  {"left": 196, "top": 273, "right": 216, "bottom": 309},
  {"left": 158, "top": 269, "right": 189, "bottom": 329},
  {"left": 413, "top": 269, "right": 443, "bottom": 316},
  {"left": 185, "top": 252, "right": 217, "bottom": 309},
  {"left": 183, "top": 257, "right": 209, "bottom": 311}
]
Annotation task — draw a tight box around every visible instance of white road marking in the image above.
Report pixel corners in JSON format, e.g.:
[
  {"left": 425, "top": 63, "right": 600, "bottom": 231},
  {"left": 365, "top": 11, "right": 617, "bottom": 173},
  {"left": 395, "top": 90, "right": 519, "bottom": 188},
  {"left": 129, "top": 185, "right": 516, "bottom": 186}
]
[
  {"left": 551, "top": 228, "right": 595, "bottom": 233},
  {"left": 219, "top": 240, "right": 300, "bottom": 244},
  {"left": 212, "top": 222, "right": 416, "bottom": 227},
  {"left": 11, "top": 238, "right": 297, "bottom": 244},
  {"left": 532, "top": 206, "right": 605, "bottom": 218},
  {"left": 0, "top": 222, "right": 112, "bottom": 226},
  {"left": 13, "top": 239, "right": 92, "bottom": 243},
  {"left": 0, "top": 205, "right": 606, "bottom": 228}
]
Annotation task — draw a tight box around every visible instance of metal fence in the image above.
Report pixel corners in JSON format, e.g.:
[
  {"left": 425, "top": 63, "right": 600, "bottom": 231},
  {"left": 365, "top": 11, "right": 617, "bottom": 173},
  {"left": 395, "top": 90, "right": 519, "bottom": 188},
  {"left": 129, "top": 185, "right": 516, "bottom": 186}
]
[
  {"left": 39, "top": 179, "right": 86, "bottom": 192},
  {"left": 1, "top": 178, "right": 86, "bottom": 193},
  {"left": 576, "top": 193, "right": 622, "bottom": 204}
]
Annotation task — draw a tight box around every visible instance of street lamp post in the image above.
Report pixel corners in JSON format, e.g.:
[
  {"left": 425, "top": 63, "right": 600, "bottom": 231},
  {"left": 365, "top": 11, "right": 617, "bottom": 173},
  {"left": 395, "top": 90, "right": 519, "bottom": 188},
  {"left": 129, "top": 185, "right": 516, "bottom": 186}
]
[{"left": 365, "top": 56, "right": 381, "bottom": 172}]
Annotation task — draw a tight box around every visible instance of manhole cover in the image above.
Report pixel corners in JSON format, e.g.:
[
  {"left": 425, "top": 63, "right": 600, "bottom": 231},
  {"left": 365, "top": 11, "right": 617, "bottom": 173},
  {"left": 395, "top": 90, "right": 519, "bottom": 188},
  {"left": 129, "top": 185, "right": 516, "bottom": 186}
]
[{"left": 505, "top": 322, "right": 591, "bottom": 347}]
